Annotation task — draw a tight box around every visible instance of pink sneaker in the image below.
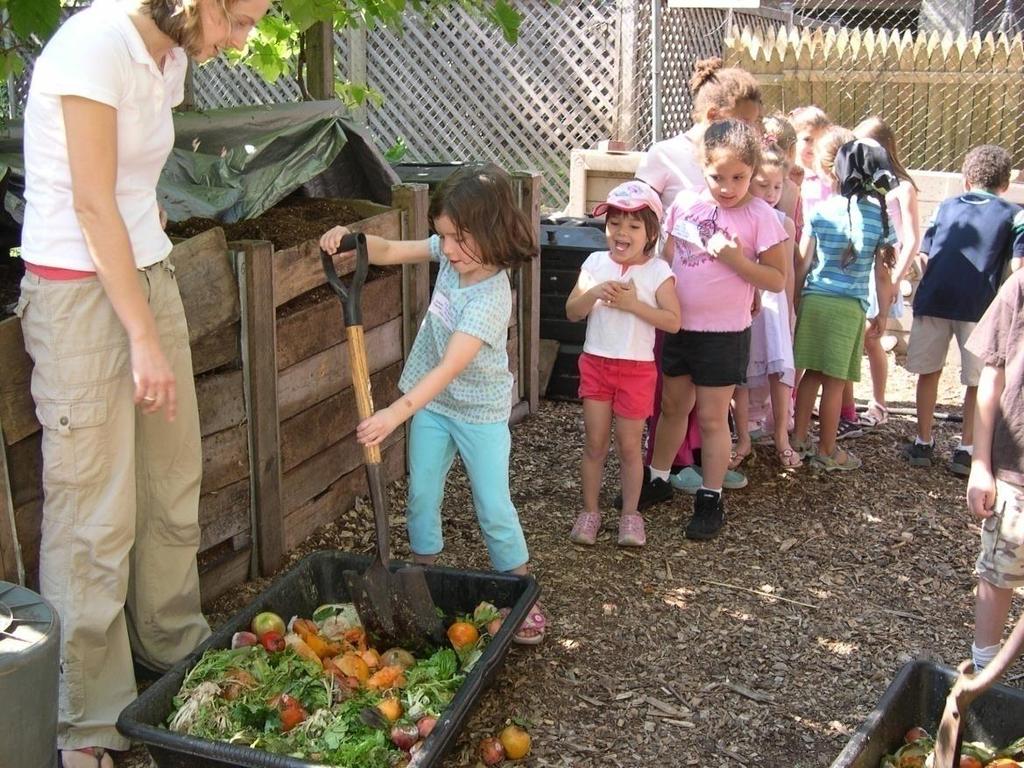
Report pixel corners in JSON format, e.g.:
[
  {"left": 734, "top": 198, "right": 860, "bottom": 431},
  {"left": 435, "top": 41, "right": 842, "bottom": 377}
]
[
  {"left": 569, "top": 511, "right": 602, "bottom": 545},
  {"left": 617, "top": 514, "right": 646, "bottom": 547}
]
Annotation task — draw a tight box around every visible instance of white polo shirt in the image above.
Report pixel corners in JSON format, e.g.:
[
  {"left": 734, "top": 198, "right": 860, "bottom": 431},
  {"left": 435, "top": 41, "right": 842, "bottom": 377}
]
[
  {"left": 22, "top": 0, "right": 187, "bottom": 270},
  {"left": 578, "top": 251, "right": 675, "bottom": 361}
]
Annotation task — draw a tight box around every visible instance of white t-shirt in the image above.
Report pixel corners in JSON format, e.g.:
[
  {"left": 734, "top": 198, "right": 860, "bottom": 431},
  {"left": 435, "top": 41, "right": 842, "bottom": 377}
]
[
  {"left": 635, "top": 133, "right": 706, "bottom": 209},
  {"left": 22, "top": 0, "right": 187, "bottom": 270},
  {"left": 578, "top": 251, "right": 675, "bottom": 361}
]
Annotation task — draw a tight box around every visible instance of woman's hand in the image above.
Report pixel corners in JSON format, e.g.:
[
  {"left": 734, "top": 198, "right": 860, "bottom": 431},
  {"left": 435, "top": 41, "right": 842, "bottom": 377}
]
[
  {"left": 320, "top": 225, "right": 353, "bottom": 255},
  {"left": 967, "top": 464, "right": 996, "bottom": 520},
  {"left": 131, "top": 333, "right": 177, "bottom": 420},
  {"left": 356, "top": 406, "right": 403, "bottom": 447}
]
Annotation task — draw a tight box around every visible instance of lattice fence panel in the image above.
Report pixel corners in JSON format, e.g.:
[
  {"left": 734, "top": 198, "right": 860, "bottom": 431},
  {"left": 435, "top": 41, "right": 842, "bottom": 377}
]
[{"left": 193, "top": 59, "right": 302, "bottom": 109}]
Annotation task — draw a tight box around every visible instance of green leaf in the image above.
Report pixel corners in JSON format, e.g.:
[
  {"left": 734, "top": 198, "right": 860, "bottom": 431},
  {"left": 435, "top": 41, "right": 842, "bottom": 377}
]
[
  {"left": 7, "top": 0, "right": 61, "bottom": 40},
  {"left": 486, "top": 0, "right": 522, "bottom": 44},
  {"left": 383, "top": 136, "right": 408, "bottom": 164}
]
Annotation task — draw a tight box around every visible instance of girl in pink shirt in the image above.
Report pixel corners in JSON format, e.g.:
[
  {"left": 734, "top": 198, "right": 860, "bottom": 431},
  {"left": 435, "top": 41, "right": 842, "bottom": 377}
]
[{"left": 643, "top": 119, "right": 788, "bottom": 541}]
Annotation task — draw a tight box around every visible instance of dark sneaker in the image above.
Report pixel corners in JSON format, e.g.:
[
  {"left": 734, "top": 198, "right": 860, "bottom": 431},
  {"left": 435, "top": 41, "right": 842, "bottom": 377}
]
[
  {"left": 902, "top": 441, "right": 934, "bottom": 467},
  {"left": 684, "top": 489, "right": 725, "bottom": 540},
  {"left": 836, "top": 420, "right": 864, "bottom": 440},
  {"left": 949, "top": 449, "right": 972, "bottom": 477},
  {"left": 614, "top": 466, "right": 673, "bottom": 511}
]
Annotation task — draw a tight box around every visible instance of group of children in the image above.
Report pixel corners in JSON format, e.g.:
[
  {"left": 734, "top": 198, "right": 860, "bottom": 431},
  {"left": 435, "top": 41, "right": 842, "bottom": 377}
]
[{"left": 316, "top": 58, "right": 1024, "bottom": 666}]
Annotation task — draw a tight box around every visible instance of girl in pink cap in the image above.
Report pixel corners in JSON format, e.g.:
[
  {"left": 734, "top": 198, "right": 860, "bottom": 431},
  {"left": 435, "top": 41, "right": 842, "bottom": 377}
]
[{"left": 566, "top": 181, "right": 681, "bottom": 547}]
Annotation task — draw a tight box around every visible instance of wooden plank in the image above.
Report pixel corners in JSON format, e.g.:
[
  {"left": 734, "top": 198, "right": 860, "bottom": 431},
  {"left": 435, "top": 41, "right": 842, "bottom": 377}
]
[
  {"left": 348, "top": 26, "right": 369, "bottom": 125},
  {"left": 199, "top": 544, "right": 251, "bottom": 609},
  {"left": 237, "top": 240, "right": 283, "bottom": 578},
  {"left": 168, "top": 227, "right": 239, "bottom": 344},
  {"left": 277, "top": 316, "right": 404, "bottom": 421},
  {"left": 13, "top": 497, "right": 41, "bottom": 590},
  {"left": 7, "top": 431, "right": 41, "bottom": 507},
  {"left": 275, "top": 272, "right": 401, "bottom": 371},
  {"left": 0, "top": 425, "right": 23, "bottom": 584},
  {"left": 190, "top": 321, "right": 240, "bottom": 376},
  {"left": 514, "top": 171, "right": 542, "bottom": 415},
  {"left": 283, "top": 437, "right": 405, "bottom": 553},
  {"left": 0, "top": 317, "right": 38, "bottom": 446},
  {"left": 198, "top": 477, "right": 250, "bottom": 553},
  {"left": 392, "top": 183, "right": 431, "bottom": 359},
  {"left": 200, "top": 423, "right": 249, "bottom": 495},
  {"left": 195, "top": 368, "right": 245, "bottom": 438},
  {"left": 279, "top": 361, "right": 402, "bottom": 475},
  {"left": 303, "top": 21, "right": 334, "bottom": 101},
  {"left": 271, "top": 210, "right": 403, "bottom": 307}
]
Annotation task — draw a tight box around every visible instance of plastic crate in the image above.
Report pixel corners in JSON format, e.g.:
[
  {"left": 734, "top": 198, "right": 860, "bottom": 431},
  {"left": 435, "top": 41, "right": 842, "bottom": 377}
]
[
  {"left": 117, "top": 550, "right": 540, "bottom": 768},
  {"left": 830, "top": 659, "right": 1024, "bottom": 768}
]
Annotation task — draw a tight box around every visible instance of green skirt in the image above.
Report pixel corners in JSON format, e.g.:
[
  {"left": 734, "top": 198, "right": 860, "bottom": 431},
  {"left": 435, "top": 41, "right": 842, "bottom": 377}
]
[{"left": 793, "top": 293, "right": 866, "bottom": 381}]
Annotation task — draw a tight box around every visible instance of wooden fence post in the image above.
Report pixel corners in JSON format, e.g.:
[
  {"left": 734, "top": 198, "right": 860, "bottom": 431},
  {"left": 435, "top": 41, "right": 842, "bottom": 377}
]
[
  {"left": 236, "top": 241, "right": 284, "bottom": 577},
  {"left": 514, "top": 171, "right": 543, "bottom": 417},
  {"left": 0, "top": 426, "right": 23, "bottom": 585},
  {"left": 348, "top": 27, "right": 369, "bottom": 125},
  {"left": 393, "top": 183, "right": 431, "bottom": 358},
  {"left": 304, "top": 21, "right": 335, "bottom": 101}
]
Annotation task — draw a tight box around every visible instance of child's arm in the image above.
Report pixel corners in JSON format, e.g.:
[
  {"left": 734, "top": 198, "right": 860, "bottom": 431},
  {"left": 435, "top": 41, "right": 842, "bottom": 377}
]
[
  {"left": 320, "top": 226, "right": 432, "bottom": 266},
  {"left": 707, "top": 233, "right": 786, "bottom": 292},
  {"left": 613, "top": 276, "right": 681, "bottom": 332},
  {"left": 890, "top": 183, "right": 922, "bottom": 286},
  {"left": 794, "top": 231, "right": 816, "bottom": 296},
  {"left": 868, "top": 253, "right": 893, "bottom": 339},
  {"left": 782, "top": 216, "right": 796, "bottom": 306},
  {"left": 356, "top": 331, "right": 484, "bottom": 446},
  {"left": 967, "top": 363, "right": 1003, "bottom": 520}
]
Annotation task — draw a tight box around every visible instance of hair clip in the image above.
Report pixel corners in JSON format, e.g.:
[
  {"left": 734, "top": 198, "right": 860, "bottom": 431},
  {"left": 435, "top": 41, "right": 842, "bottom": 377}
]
[{"left": 761, "top": 132, "right": 778, "bottom": 147}]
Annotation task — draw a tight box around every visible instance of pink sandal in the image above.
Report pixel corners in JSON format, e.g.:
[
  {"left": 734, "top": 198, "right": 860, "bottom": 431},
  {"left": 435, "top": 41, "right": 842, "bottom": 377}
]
[
  {"left": 500, "top": 603, "right": 547, "bottom": 646},
  {"left": 569, "top": 511, "right": 602, "bottom": 545},
  {"left": 777, "top": 447, "right": 802, "bottom": 468}
]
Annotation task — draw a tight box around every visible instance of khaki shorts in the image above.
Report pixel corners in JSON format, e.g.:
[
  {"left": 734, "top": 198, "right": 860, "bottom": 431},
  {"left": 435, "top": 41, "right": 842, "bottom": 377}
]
[
  {"left": 905, "top": 315, "right": 983, "bottom": 385},
  {"left": 975, "top": 478, "right": 1024, "bottom": 589}
]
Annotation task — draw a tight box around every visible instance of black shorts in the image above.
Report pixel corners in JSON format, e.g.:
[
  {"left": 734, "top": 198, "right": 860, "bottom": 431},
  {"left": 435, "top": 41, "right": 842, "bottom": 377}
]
[{"left": 661, "top": 328, "right": 751, "bottom": 387}]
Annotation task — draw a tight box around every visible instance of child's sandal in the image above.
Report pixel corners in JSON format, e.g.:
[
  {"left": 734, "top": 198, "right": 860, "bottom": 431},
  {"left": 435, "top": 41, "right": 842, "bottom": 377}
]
[
  {"left": 859, "top": 401, "right": 888, "bottom": 428},
  {"left": 777, "top": 447, "right": 802, "bottom": 468},
  {"left": 500, "top": 603, "right": 547, "bottom": 646},
  {"left": 569, "top": 511, "right": 601, "bottom": 546}
]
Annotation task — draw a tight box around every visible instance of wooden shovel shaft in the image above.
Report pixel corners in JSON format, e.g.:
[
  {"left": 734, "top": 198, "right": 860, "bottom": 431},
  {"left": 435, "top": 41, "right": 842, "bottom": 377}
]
[{"left": 345, "top": 324, "right": 381, "bottom": 465}]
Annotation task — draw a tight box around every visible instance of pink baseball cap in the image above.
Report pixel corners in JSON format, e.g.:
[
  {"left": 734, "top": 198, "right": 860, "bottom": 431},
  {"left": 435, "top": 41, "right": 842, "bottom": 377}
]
[{"left": 592, "top": 180, "right": 663, "bottom": 221}]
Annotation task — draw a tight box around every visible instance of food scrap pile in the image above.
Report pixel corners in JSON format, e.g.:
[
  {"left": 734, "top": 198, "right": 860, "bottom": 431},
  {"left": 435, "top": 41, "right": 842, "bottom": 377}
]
[
  {"left": 882, "top": 726, "right": 1024, "bottom": 768},
  {"left": 166, "top": 601, "right": 529, "bottom": 767}
]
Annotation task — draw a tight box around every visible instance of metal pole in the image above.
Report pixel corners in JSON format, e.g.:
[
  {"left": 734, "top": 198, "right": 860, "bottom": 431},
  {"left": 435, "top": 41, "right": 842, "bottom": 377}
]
[{"left": 650, "top": 0, "right": 662, "bottom": 143}]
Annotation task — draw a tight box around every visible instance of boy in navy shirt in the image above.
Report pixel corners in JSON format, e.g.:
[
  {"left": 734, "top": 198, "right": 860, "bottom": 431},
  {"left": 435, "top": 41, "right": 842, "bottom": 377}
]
[{"left": 904, "top": 145, "right": 1024, "bottom": 475}]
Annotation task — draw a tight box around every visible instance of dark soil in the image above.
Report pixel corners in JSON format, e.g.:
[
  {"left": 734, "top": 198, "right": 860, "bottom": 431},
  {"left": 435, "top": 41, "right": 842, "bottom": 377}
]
[{"left": 165, "top": 196, "right": 367, "bottom": 251}]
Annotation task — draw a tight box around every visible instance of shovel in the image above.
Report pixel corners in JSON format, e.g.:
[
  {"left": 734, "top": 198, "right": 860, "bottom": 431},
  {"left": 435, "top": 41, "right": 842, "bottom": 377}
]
[
  {"left": 321, "top": 234, "right": 446, "bottom": 652},
  {"left": 932, "top": 611, "right": 1024, "bottom": 767}
]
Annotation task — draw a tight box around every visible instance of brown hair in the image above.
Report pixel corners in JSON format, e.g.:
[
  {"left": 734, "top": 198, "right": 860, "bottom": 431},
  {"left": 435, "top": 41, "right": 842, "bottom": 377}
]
[
  {"left": 690, "top": 58, "right": 762, "bottom": 123},
  {"left": 142, "top": 0, "right": 229, "bottom": 58},
  {"left": 815, "top": 126, "right": 856, "bottom": 181},
  {"left": 762, "top": 113, "right": 797, "bottom": 155},
  {"left": 606, "top": 207, "right": 661, "bottom": 256},
  {"left": 962, "top": 144, "right": 1013, "bottom": 191},
  {"left": 788, "top": 105, "right": 831, "bottom": 134},
  {"left": 854, "top": 116, "right": 918, "bottom": 190},
  {"left": 700, "top": 119, "right": 762, "bottom": 171},
  {"left": 428, "top": 163, "right": 537, "bottom": 270}
]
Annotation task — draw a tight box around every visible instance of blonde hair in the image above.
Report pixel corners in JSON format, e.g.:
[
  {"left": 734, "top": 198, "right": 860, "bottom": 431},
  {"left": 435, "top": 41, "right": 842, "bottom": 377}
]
[
  {"left": 815, "top": 126, "right": 855, "bottom": 180},
  {"left": 142, "top": 0, "right": 230, "bottom": 58},
  {"left": 788, "top": 105, "right": 831, "bottom": 134},
  {"left": 690, "top": 58, "right": 762, "bottom": 124},
  {"left": 760, "top": 114, "right": 796, "bottom": 173}
]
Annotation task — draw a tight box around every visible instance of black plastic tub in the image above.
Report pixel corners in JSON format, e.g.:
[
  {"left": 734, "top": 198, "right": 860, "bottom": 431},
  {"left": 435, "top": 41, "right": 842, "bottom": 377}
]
[
  {"left": 831, "top": 659, "right": 1024, "bottom": 768},
  {"left": 117, "top": 550, "right": 540, "bottom": 768}
]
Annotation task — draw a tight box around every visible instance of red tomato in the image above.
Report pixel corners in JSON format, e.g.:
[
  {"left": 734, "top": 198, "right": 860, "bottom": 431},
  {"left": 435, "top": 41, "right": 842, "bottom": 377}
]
[{"left": 260, "top": 631, "right": 285, "bottom": 653}]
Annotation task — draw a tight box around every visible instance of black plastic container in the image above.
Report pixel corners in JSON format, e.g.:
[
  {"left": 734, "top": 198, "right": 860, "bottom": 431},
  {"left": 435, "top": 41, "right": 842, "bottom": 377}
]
[
  {"left": 830, "top": 659, "right": 1024, "bottom": 768},
  {"left": 392, "top": 163, "right": 465, "bottom": 191},
  {"left": 539, "top": 224, "right": 608, "bottom": 401},
  {"left": 117, "top": 550, "right": 540, "bottom": 768}
]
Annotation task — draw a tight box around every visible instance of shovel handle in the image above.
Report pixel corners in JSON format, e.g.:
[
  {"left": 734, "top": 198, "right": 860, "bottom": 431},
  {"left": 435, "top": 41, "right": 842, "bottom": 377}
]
[
  {"left": 321, "top": 234, "right": 370, "bottom": 328},
  {"left": 346, "top": 324, "right": 381, "bottom": 466}
]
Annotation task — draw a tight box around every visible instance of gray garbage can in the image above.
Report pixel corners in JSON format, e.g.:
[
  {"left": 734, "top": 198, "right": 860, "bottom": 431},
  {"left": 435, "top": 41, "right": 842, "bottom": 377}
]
[{"left": 0, "top": 581, "right": 60, "bottom": 768}]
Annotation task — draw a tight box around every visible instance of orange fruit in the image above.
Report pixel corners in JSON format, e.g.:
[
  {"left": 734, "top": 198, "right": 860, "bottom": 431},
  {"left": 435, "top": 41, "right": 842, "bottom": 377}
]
[
  {"left": 446, "top": 621, "right": 479, "bottom": 650},
  {"left": 335, "top": 652, "right": 370, "bottom": 683},
  {"left": 376, "top": 696, "right": 403, "bottom": 722},
  {"left": 498, "top": 724, "right": 531, "bottom": 760}
]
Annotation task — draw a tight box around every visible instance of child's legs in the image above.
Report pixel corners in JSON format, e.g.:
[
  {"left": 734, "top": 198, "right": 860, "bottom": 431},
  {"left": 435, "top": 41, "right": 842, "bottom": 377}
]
[
  {"left": 975, "top": 578, "right": 1014, "bottom": 648},
  {"left": 769, "top": 373, "right": 793, "bottom": 450},
  {"left": 906, "top": 316, "right": 954, "bottom": 442},
  {"left": 963, "top": 386, "right": 978, "bottom": 446},
  {"left": 696, "top": 385, "right": 737, "bottom": 490},
  {"left": 452, "top": 419, "right": 529, "bottom": 573},
  {"left": 793, "top": 370, "right": 822, "bottom": 443},
  {"left": 864, "top": 331, "right": 888, "bottom": 406},
  {"left": 915, "top": 371, "right": 942, "bottom": 443},
  {"left": 650, "top": 374, "right": 696, "bottom": 471},
  {"left": 732, "top": 387, "right": 750, "bottom": 452},
  {"left": 956, "top": 321, "right": 984, "bottom": 445},
  {"left": 614, "top": 416, "right": 646, "bottom": 515},
  {"left": 581, "top": 398, "right": 613, "bottom": 514},
  {"left": 817, "top": 374, "right": 847, "bottom": 457},
  {"left": 406, "top": 409, "right": 458, "bottom": 560}
]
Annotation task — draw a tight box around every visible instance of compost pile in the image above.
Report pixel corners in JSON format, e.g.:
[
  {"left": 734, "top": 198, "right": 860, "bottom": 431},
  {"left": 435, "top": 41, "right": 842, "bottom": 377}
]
[
  {"left": 882, "top": 727, "right": 1024, "bottom": 767},
  {"left": 124, "top": 363, "right": 1024, "bottom": 768},
  {"left": 166, "top": 197, "right": 367, "bottom": 250}
]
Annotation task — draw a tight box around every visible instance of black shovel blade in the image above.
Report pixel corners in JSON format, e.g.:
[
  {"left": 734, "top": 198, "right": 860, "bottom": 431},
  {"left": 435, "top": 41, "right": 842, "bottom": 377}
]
[
  {"left": 342, "top": 566, "right": 397, "bottom": 646},
  {"left": 390, "top": 566, "right": 446, "bottom": 652}
]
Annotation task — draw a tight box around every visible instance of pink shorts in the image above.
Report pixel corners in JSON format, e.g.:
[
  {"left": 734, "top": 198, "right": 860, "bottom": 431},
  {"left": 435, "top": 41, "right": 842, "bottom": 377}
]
[{"left": 578, "top": 353, "right": 658, "bottom": 420}]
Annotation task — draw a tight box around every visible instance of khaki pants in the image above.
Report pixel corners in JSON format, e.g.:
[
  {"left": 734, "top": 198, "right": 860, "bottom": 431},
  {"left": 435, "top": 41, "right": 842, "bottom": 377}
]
[{"left": 18, "top": 262, "right": 210, "bottom": 751}]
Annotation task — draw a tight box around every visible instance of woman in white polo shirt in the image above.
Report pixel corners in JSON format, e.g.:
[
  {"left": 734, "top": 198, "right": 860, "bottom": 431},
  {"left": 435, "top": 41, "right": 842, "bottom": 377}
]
[{"left": 18, "top": 1, "right": 268, "bottom": 766}]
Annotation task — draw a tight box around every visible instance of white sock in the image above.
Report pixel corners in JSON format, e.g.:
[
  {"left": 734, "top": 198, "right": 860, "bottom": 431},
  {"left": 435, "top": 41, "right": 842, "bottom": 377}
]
[
  {"left": 972, "top": 641, "right": 1001, "bottom": 671},
  {"left": 915, "top": 436, "right": 933, "bottom": 446},
  {"left": 958, "top": 443, "right": 974, "bottom": 455},
  {"left": 699, "top": 486, "right": 723, "bottom": 496},
  {"left": 649, "top": 467, "right": 670, "bottom": 482}
]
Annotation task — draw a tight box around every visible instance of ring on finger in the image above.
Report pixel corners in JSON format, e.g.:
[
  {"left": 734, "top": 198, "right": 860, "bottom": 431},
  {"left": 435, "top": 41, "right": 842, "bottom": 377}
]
[{"left": 143, "top": 395, "right": 157, "bottom": 403}]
